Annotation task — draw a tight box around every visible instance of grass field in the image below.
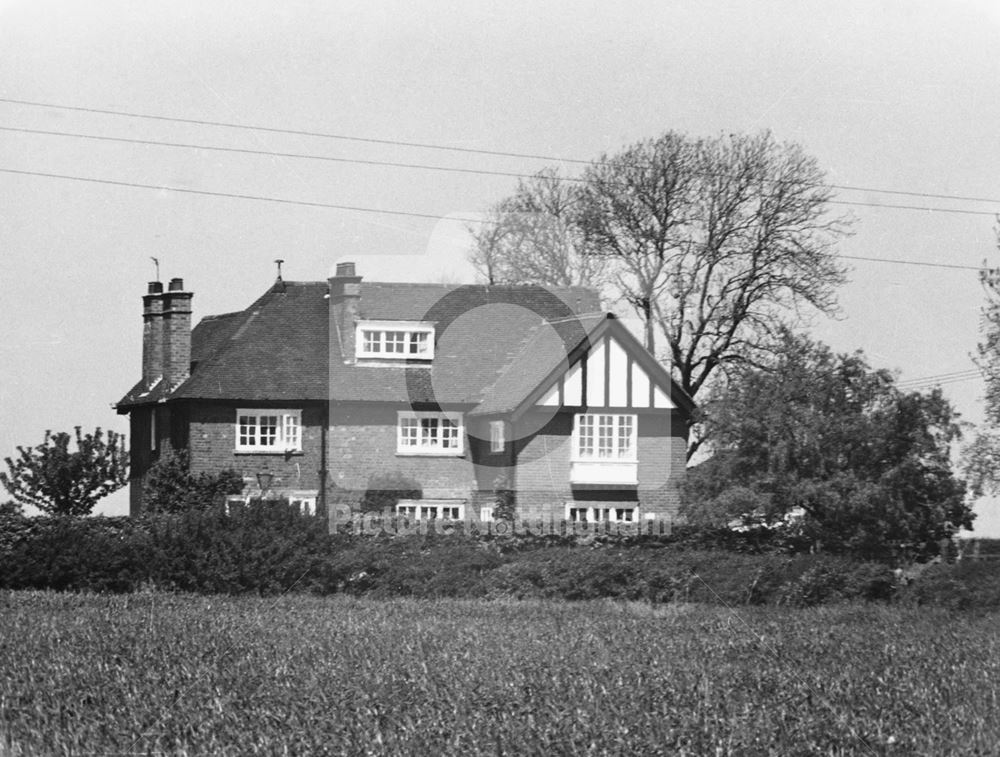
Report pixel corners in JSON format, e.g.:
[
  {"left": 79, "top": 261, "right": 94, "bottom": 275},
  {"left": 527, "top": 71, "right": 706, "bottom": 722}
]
[{"left": 1, "top": 592, "right": 997, "bottom": 755}]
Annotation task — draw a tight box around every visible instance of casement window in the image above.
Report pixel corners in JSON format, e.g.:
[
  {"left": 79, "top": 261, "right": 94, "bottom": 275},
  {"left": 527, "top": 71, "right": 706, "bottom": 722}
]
[
  {"left": 574, "top": 413, "right": 637, "bottom": 461},
  {"left": 490, "top": 420, "right": 506, "bottom": 453},
  {"left": 567, "top": 505, "right": 637, "bottom": 523},
  {"left": 236, "top": 409, "right": 302, "bottom": 453},
  {"left": 396, "top": 501, "right": 465, "bottom": 520},
  {"left": 357, "top": 321, "right": 435, "bottom": 360},
  {"left": 396, "top": 411, "right": 464, "bottom": 455},
  {"left": 479, "top": 506, "right": 494, "bottom": 522}
]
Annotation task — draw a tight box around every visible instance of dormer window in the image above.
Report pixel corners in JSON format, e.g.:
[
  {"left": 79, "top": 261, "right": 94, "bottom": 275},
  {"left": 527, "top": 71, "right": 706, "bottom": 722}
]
[{"left": 356, "top": 321, "right": 435, "bottom": 360}]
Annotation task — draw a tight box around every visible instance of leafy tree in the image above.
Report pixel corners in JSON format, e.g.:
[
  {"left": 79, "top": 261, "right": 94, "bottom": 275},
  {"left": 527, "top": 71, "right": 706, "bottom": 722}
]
[
  {"left": 0, "top": 427, "right": 128, "bottom": 516},
  {"left": 469, "top": 131, "right": 850, "bottom": 428},
  {"left": 964, "top": 233, "right": 1000, "bottom": 495},
  {"left": 142, "top": 450, "right": 244, "bottom": 514},
  {"left": 683, "top": 333, "right": 972, "bottom": 559}
]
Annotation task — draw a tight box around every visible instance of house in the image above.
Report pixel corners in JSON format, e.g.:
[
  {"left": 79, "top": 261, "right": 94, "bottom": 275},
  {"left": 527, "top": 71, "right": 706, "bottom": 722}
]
[{"left": 115, "top": 263, "right": 694, "bottom": 523}]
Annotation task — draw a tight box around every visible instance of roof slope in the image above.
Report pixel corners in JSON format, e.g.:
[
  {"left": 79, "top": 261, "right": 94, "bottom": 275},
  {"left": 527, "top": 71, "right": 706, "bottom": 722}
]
[
  {"left": 117, "top": 282, "right": 329, "bottom": 407},
  {"left": 473, "top": 312, "right": 608, "bottom": 415},
  {"left": 116, "top": 279, "right": 694, "bottom": 416},
  {"left": 327, "top": 285, "right": 603, "bottom": 405},
  {"left": 174, "top": 282, "right": 330, "bottom": 401}
]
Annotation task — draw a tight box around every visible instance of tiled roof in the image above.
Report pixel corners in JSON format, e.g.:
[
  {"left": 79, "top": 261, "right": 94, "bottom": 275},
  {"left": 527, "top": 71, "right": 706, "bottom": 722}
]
[
  {"left": 174, "top": 282, "right": 330, "bottom": 402},
  {"left": 327, "top": 284, "right": 603, "bottom": 406},
  {"left": 117, "top": 282, "right": 328, "bottom": 407},
  {"left": 116, "top": 280, "right": 607, "bottom": 410},
  {"left": 472, "top": 313, "right": 609, "bottom": 415}
]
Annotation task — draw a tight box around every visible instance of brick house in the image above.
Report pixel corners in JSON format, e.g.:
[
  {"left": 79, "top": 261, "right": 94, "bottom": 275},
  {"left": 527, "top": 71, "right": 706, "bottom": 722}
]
[{"left": 116, "top": 263, "right": 694, "bottom": 522}]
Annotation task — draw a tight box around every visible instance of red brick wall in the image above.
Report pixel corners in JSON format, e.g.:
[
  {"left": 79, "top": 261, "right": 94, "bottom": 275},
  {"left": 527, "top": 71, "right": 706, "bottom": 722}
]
[
  {"left": 328, "top": 403, "right": 478, "bottom": 501},
  {"left": 512, "top": 408, "right": 687, "bottom": 521},
  {"left": 129, "top": 400, "right": 687, "bottom": 520},
  {"left": 187, "top": 403, "right": 326, "bottom": 496}
]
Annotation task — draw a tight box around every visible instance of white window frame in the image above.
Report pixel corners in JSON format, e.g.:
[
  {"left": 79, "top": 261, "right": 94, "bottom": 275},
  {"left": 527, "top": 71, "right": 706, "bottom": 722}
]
[
  {"left": 289, "top": 491, "right": 317, "bottom": 516},
  {"left": 396, "top": 500, "right": 466, "bottom": 521},
  {"left": 572, "top": 413, "right": 638, "bottom": 462},
  {"left": 356, "top": 320, "right": 435, "bottom": 360},
  {"left": 490, "top": 420, "right": 506, "bottom": 453},
  {"left": 396, "top": 411, "right": 464, "bottom": 456},
  {"left": 566, "top": 505, "right": 638, "bottom": 523},
  {"left": 235, "top": 409, "right": 303, "bottom": 453}
]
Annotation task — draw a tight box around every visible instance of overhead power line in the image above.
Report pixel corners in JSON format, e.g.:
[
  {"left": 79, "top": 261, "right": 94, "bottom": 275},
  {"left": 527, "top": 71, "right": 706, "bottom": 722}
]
[
  {"left": 829, "top": 203, "right": 994, "bottom": 217},
  {"left": 0, "top": 124, "right": 567, "bottom": 186},
  {"left": 839, "top": 255, "right": 983, "bottom": 272},
  {"left": 3, "top": 124, "right": 996, "bottom": 219},
  {"left": 0, "top": 166, "right": 485, "bottom": 223},
  {"left": 0, "top": 165, "right": 991, "bottom": 272},
  {"left": 897, "top": 370, "right": 981, "bottom": 388},
  {"left": 897, "top": 368, "right": 981, "bottom": 384},
  {"left": 0, "top": 96, "right": 589, "bottom": 165},
  {"left": 3, "top": 96, "right": 1000, "bottom": 208},
  {"left": 900, "top": 374, "right": 982, "bottom": 390}
]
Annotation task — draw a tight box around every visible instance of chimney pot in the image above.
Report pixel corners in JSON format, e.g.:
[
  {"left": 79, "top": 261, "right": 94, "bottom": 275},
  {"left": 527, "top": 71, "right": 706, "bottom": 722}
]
[
  {"left": 335, "top": 262, "right": 356, "bottom": 278},
  {"left": 168, "top": 277, "right": 185, "bottom": 291},
  {"left": 148, "top": 281, "right": 164, "bottom": 294}
]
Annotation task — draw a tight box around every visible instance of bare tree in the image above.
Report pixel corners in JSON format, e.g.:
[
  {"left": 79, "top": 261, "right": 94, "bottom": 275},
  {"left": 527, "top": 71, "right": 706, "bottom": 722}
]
[
  {"left": 468, "top": 169, "right": 607, "bottom": 289},
  {"left": 642, "top": 132, "right": 851, "bottom": 399},
  {"left": 471, "top": 131, "right": 850, "bottom": 400},
  {"left": 577, "top": 132, "right": 701, "bottom": 351}
]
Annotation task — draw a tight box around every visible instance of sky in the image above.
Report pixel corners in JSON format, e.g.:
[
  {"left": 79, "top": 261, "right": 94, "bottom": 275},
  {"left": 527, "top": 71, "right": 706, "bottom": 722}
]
[{"left": 1, "top": 0, "right": 999, "bottom": 527}]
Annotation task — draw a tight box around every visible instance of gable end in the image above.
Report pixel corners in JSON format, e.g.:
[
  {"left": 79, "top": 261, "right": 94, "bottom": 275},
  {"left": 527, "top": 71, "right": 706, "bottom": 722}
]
[{"left": 527, "top": 320, "right": 693, "bottom": 415}]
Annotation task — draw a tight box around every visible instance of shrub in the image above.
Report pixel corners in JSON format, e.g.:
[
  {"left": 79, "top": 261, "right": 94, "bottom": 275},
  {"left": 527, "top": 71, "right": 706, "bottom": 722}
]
[
  {"left": 142, "top": 499, "right": 334, "bottom": 594},
  {"left": 773, "top": 556, "right": 897, "bottom": 606},
  {"left": 491, "top": 474, "right": 516, "bottom": 522},
  {"left": 0, "top": 511, "right": 931, "bottom": 608},
  {"left": 898, "top": 559, "right": 1000, "bottom": 612},
  {"left": 142, "top": 450, "right": 244, "bottom": 513},
  {"left": 0, "top": 515, "right": 150, "bottom": 592}
]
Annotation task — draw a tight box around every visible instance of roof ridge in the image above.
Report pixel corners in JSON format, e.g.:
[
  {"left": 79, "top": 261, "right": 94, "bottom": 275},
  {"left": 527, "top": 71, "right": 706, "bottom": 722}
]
[{"left": 200, "top": 310, "right": 243, "bottom": 322}]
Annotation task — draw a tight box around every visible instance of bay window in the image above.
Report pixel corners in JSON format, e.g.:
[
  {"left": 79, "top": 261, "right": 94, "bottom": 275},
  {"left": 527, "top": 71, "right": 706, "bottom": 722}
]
[
  {"left": 570, "top": 413, "right": 638, "bottom": 485},
  {"left": 574, "top": 413, "right": 636, "bottom": 461}
]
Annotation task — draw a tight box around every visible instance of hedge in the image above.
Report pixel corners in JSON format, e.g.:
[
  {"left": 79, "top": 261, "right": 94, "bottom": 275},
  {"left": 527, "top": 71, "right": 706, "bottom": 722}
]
[{"left": 0, "top": 507, "right": 981, "bottom": 608}]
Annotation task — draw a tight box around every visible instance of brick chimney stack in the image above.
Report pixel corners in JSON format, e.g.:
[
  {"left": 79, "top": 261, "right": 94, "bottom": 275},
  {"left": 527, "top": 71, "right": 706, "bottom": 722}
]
[
  {"left": 142, "top": 281, "right": 164, "bottom": 387},
  {"left": 329, "top": 262, "right": 362, "bottom": 363},
  {"left": 162, "top": 277, "right": 193, "bottom": 388}
]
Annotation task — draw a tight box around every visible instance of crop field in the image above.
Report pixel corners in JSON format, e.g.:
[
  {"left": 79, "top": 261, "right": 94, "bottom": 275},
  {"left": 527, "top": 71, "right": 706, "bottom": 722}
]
[{"left": 1, "top": 593, "right": 998, "bottom": 755}]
